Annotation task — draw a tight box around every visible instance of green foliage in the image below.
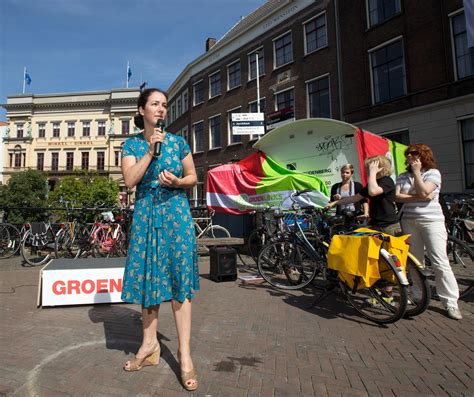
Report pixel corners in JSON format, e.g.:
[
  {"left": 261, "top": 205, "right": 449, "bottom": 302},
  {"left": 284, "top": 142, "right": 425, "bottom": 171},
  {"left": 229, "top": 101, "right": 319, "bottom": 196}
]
[
  {"left": 48, "top": 174, "right": 120, "bottom": 221},
  {"left": 1, "top": 171, "right": 121, "bottom": 223},
  {"left": 1, "top": 170, "right": 48, "bottom": 223},
  {"left": 48, "top": 176, "right": 87, "bottom": 207}
]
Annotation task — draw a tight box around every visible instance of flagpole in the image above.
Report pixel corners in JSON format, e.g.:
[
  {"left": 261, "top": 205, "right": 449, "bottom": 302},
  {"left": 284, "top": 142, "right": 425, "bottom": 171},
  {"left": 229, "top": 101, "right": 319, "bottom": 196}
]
[
  {"left": 23, "top": 67, "right": 26, "bottom": 94},
  {"left": 126, "top": 61, "right": 129, "bottom": 88}
]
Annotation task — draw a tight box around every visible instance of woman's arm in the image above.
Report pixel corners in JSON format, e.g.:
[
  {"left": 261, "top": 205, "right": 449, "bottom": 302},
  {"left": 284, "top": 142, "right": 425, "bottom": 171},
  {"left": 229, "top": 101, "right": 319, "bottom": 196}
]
[
  {"left": 395, "top": 185, "right": 433, "bottom": 203},
  {"left": 158, "top": 153, "right": 197, "bottom": 188},
  {"left": 326, "top": 193, "right": 364, "bottom": 209},
  {"left": 122, "top": 153, "right": 153, "bottom": 189},
  {"left": 367, "top": 160, "right": 384, "bottom": 196},
  {"left": 410, "top": 159, "right": 437, "bottom": 198},
  {"left": 362, "top": 202, "right": 369, "bottom": 216}
]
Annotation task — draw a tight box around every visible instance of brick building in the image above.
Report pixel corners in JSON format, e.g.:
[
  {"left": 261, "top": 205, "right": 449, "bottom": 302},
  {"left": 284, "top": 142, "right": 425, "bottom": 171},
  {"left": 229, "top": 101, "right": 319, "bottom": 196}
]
[{"left": 166, "top": 0, "right": 474, "bottom": 205}]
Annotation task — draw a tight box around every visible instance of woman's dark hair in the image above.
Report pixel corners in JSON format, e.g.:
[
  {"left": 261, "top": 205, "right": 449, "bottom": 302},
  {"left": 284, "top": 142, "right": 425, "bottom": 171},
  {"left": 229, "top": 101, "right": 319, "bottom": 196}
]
[
  {"left": 133, "top": 88, "right": 168, "bottom": 130},
  {"left": 404, "top": 143, "right": 437, "bottom": 171}
]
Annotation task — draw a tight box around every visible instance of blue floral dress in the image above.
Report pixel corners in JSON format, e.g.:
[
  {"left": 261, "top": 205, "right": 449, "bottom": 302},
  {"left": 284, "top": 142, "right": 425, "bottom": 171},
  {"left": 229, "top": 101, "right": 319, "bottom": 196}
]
[{"left": 121, "top": 132, "right": 199, "bottom": 307}]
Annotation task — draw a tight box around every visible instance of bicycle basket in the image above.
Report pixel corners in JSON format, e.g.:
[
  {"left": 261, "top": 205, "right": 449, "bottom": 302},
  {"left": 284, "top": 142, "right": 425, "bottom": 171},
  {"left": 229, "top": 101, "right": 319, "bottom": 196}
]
[{"left": 282, "top": 212, "right": 310, "bottom": 231}]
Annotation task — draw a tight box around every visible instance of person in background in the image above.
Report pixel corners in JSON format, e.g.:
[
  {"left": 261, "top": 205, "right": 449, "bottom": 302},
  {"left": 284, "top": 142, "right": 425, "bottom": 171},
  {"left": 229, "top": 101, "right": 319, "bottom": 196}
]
[
  {"left": 326, "top": 155, "right": 401, "bottom": 236},
  {"left": 396, "top": 144, "right": 462, "bottom": 320},
  {"left": 120, "top": 88, "right": 200, "bottom": 390},
  {"left": 330, "top": 163, "right": 369, "bottom": 219}
]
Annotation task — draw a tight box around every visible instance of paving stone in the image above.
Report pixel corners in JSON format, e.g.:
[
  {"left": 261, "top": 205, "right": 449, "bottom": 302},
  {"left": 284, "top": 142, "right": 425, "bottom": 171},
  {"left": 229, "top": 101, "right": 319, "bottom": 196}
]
[{"left": 0, "top": 256, "right": 472, "bottom": 396}]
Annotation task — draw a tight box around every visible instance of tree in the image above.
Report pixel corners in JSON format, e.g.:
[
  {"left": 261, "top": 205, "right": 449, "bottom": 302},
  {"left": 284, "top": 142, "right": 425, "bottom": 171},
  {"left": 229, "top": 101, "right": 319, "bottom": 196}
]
[
  {"left": 48, "top": 174, "right": 120, "bottom": 221},
  {"left": 2, "top": 170, "right": 48, "bottom": 223},
  {"left": 48, "top": 176, "right": 87, "bottom": 208}
]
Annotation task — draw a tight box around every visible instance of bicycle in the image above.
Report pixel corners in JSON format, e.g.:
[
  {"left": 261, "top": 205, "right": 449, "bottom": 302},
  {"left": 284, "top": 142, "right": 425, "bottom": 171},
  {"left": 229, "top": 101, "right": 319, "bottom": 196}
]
[
  {"left": 257, "top": 190, "right": 409, "bottom": 324},
  {"left": 193, "top": 208, "right": 231, "bottom": 239},
  {"left": 0, "top": 222, "right": 22, "bottom": 259},
  {"left": 247, "top": 207, "right": 286, "bottom": 262},
  {"left": 320, "top": 209, "right": 430, "bottom": 318},
  {"left": 21, "top": 215, "right": 58, "bottom": 266}
]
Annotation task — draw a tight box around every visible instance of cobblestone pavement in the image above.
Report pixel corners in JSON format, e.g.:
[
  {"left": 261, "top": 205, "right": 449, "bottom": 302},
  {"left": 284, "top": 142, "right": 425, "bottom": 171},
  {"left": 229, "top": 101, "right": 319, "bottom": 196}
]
[{"left": 0, "top": 254, "right": 472, "bottom": 396}]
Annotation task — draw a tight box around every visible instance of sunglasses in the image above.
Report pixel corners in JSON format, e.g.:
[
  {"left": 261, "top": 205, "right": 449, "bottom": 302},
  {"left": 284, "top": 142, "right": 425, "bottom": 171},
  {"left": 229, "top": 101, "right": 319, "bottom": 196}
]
[{"left": 406, "top": 150, "right": 419, "bottom": 156}]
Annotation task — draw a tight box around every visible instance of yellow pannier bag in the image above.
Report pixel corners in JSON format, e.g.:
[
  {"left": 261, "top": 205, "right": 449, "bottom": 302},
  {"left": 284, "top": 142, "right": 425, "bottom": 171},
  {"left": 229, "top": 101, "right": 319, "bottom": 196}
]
[
  {"left": 327, "top": 234, "right": 383, "bottom": 289},
  {"left": 354, "top": 228, "right": 410, "bottom": 283}
]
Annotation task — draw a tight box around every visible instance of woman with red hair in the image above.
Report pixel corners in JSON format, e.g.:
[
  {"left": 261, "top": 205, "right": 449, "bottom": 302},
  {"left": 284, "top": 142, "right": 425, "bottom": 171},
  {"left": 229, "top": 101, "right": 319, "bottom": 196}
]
[{"left": 396, "top": 144, "right": 462, "bottom": 320}]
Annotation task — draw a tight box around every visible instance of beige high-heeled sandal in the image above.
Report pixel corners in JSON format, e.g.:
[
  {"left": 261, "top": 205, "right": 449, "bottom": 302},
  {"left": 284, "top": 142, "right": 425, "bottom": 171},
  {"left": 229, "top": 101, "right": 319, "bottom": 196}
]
[
  {"left": 181, "top": 368, "right": 198, "bottom": 391},
  {"left": 123, "top": 344, "right": 160, "bottom": 372},
  {"left": 178, "top": 350, "right": 198, "bottom": 391}
]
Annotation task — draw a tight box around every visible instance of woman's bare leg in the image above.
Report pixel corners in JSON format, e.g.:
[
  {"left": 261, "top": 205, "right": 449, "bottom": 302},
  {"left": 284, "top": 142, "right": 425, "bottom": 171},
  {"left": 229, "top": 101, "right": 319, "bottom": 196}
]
[
  {"left": 124, "top": 305, "right": 160, "bottom": 368},
  {"left": 172, "top": 299, "right": 197, "bottom": 387}
]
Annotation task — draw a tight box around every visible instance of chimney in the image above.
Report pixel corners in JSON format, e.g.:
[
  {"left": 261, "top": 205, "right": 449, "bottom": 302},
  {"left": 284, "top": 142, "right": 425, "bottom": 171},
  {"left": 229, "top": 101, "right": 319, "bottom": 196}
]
[{"left": 206, "top": 38, "right": 217, "bottom": 52}]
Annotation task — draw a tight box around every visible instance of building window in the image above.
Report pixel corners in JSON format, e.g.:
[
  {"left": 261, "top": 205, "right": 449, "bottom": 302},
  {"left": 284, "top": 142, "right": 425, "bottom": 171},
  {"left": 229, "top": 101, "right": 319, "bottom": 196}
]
[
  {"left": 304, "top": 13, "right": 327, "bottom": 54},
  {"left": 193, "top": 121, "right": 204, "bottom": 152},
  {"left": 461, "top": 118, "right": 474, "bottom": 189},
  {"left": 182, "top": 89, "right": 189, "bottom": 112},
  {"left": 53, "top": 123, "right": 60, "bottom": 138},
  {"left": 67, "top": 122, "right": 75, "bottom": 137},
  {"left": 97, "top": 151, "right": 105, "bottom": 171},
  {"left": 176, "top": 98, "right": 182, "bottom": 118},
  {"left": 82, "top": 121, "right": 90, "bottom": 137},
  {"left": 38, "top": 123, "right": 46, "bottom": 138},
  {"left": 14, "top": 145, "right": 22, "bottom": 168},
  {"left": 98, "top": 121, "right": 106, "bottom": 136},
  {"left": 249, "top": 98, "right": 266, "bottom": 113},
  {"left": 115, "top": 150, "right": 120, "bottom": 167},
  {"left": 249, "top": 49, "right": 264, "bottom": 80},
  {"left": 82, "top": 152, "right": 89, "bottom": 170},
  {"left": 37, "top": 153, "right": 44, "bottom": 171},
  {"left": 209, "top": 115, "right": 221, "bottom": 149},
  {"left": 227, "top": 60, "right": 241, "bottom": 90},
  {"left": 193, "top": 80, "right": 204, "bottom": 105},
  {"left": 228, "top": 107, "right": 242, "bottom": 144},
  {"left": 193, "top": 167, "right": 205, "bottom": 207},
  {"left": 17, "top": 124, "right": 24, "bottom": 138},
  {"left": 367, "top": 0, "right": 401, "bottom": 27},
  {"left": 307, "top": 76, "right": 330, "bottom": 118},
  {"left": 274, "top": 32, "right": 293, "bottom": 68},
  {"left": 451, "top": 12, "right": 474, "bottom": 80},
  {"left": 370, "top": 38, "right": 406, "bottom": 104},
  {"left": 249, "top": 98, "right": 266, "bottom": 140},
  {"left": 51, "top": 152, "right": 59, "bottom": 171},
  {"left": 209, "top": 72, "right": 221, "bottom": 98},
  {"left": 121, "top": 120, "right": 130, "bottom": 135},
  {"left": 66, "top": 152, "right": 74, "bottom": 171},
  {"left": 381, "top": 130, "right": 409, "bottom": 145},
  {"left": 276, "top": 88, "right": 294, "bottom": 110}
]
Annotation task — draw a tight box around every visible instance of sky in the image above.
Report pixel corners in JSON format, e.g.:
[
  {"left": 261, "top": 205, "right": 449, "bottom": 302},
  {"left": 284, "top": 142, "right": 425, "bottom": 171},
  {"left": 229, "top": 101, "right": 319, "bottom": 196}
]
[{"left": 0, "top": 0, "right": 266, "bottom": 120}]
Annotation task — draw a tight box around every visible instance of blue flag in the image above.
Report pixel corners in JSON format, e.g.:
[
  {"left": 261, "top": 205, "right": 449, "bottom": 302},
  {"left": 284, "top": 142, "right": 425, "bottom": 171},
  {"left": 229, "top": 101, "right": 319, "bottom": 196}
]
[
  {"left": 127, "top": 65, "right": 132, "bottom": 82},
  {"left": 25, "top": 72, "right": 32, "bottom": 85}
]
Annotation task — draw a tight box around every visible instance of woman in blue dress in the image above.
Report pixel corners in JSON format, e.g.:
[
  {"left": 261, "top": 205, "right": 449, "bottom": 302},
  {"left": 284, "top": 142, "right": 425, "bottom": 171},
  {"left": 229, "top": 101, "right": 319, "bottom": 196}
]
[{"left": 121, "top": 88, "right": 199, "bottom": 391}]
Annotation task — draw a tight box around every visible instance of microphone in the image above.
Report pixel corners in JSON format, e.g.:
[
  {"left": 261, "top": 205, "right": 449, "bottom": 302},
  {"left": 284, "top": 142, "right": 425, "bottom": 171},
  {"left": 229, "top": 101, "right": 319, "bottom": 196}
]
[{"left": 153, "top": 119, "right": 166, "bottom": 157}]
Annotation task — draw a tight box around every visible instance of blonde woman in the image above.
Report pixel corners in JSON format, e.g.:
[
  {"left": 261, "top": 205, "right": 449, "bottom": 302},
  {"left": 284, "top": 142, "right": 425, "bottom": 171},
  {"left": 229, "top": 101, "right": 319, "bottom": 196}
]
[
  {"left": 326, "top": 155, "right": 401, "bottom": 235},
  {"left": 330, "top": 164, "right": 369, "bottom": 218}
]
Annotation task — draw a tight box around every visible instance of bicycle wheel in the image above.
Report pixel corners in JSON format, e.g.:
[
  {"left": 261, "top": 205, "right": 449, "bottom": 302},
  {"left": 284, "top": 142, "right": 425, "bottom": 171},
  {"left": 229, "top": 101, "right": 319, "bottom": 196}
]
[
  {"left": 257, "top": 240, "right": 320, "bottom": 290},
  {"left": 21, "top": 228, "right": 57, "bottom": 266},
  {"left": 55, "top": 228, "right": 81, "bottom": 259},
  {"left": 404, "top": 255, "right": 431, "bottom": 317},
  {"left": 447, "top": 235, "right": 473, "bottom": 298},
  {"left": 0, "top": 223, "right": 21, "bottom": 259},
  {"left": 204, "top": 225, "right": 231, "bottom": 238},
  {"left": 248, "top": 229, "right": 266, "bottom": 263},
  {"left": 91, "top": 228, "right": 111, "bottom": 258},
  {"left": 340, "top": 255, "right": 408, "bottom": 324}
]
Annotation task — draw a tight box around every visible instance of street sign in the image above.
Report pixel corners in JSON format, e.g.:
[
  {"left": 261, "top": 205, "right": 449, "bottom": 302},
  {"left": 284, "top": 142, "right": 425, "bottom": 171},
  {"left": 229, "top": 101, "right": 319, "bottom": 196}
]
[{"left": 231, "top": 113, "right": 265, "bottom": 135}]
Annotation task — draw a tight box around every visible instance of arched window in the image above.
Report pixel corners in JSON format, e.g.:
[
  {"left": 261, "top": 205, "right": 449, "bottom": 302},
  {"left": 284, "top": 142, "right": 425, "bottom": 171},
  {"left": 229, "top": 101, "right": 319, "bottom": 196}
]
[{"left": 14, "top": 145, "right": 22, "bottom": 168}]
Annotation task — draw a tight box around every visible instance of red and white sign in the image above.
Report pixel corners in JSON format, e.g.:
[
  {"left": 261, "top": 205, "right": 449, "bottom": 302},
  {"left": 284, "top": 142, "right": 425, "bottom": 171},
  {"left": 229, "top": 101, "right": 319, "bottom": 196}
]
[{"left": 40, "top": 261, "right": 125, "bottom": 306}]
